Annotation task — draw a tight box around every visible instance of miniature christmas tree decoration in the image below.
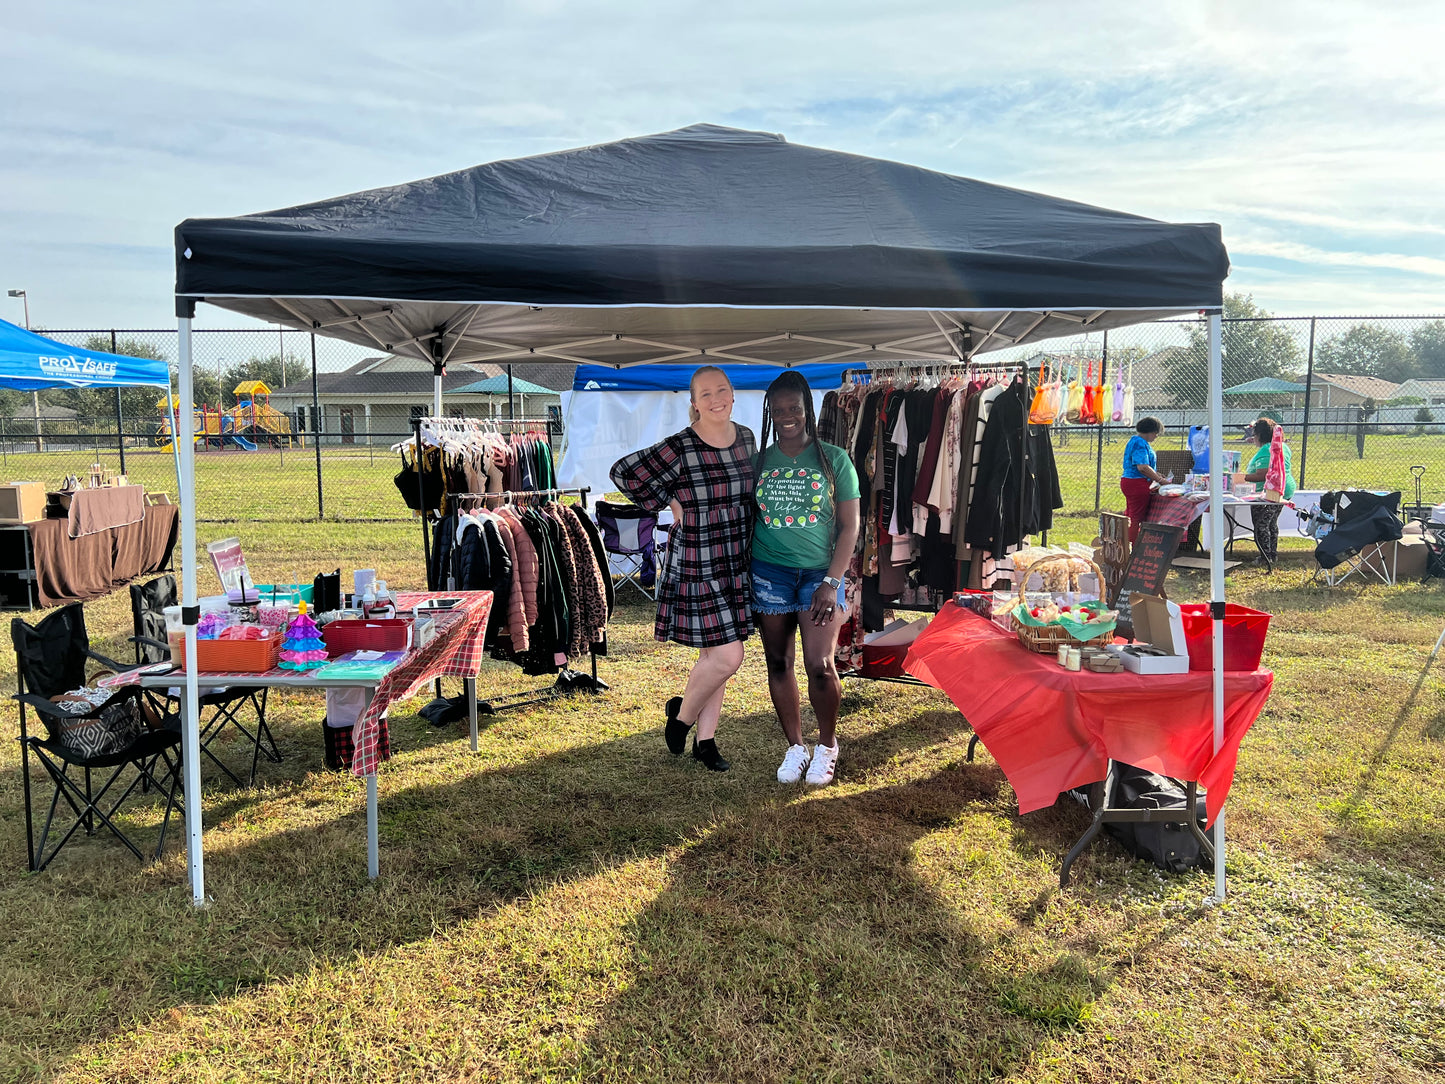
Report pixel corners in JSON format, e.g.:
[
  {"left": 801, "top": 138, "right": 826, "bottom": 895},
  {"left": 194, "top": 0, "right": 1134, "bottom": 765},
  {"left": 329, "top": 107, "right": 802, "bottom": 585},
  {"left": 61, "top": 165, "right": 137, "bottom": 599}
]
[{"left": 278, "top": 601, "right": 329, "bottom": 670}]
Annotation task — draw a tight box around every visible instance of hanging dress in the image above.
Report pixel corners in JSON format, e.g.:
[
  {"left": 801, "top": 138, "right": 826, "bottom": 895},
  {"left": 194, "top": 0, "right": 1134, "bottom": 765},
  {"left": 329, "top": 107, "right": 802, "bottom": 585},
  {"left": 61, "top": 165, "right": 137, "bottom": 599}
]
[{"left": 610, "top": 425, "right": 758, "bottom": 647}]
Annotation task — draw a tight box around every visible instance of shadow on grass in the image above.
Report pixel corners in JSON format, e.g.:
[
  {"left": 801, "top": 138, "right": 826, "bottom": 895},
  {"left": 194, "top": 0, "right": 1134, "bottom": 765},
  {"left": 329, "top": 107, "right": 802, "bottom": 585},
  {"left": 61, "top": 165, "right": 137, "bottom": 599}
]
[
  {"left": 0, "top": 702, "right": 974, "bottom": 1077},
  {"left": 572, "top": 769, "right": 1106, "bottom": 1082}
]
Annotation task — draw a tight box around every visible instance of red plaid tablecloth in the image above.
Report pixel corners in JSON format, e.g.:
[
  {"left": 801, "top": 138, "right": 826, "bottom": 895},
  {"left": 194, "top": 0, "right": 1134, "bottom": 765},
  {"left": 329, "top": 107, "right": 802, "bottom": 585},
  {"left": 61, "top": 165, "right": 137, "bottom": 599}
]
[
  {"left": 1144, "top": 492, "right": 1205, "bottom": 530},
  {"left": 108, "top": 590, "right": 493, "bottom": 779},
  {"left": 349, "top": 591, "right": 493, "bottom": 777}
]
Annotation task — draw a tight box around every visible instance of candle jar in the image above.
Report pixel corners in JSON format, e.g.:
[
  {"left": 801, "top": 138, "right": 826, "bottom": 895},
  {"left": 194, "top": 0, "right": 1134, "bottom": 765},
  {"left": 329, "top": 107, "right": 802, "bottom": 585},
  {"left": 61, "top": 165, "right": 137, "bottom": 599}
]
[{"left": 1066, "top": 647, "right": 1081, "bottom": 671}]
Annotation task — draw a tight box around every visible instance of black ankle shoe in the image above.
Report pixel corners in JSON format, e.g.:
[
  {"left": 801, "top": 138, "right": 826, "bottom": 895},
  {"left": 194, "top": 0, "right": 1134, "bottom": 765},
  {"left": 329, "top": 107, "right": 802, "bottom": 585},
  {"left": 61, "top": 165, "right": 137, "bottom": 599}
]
[
  {"left": 664, "top": 696, "right": 692, "bottom": 755},
  {"left": 692, "top": 736, "right": 731, "bottom": 772}
]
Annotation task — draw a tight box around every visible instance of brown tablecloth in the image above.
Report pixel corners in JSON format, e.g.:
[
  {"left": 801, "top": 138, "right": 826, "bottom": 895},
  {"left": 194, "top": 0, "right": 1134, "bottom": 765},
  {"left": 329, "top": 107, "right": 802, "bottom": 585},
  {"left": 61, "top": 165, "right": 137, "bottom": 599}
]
[
  {"left": 65, "top": 485, "right": 146, "bottom": 538},
  {"left": 27, "top": 504, "right": 178, "bottom": 607}
]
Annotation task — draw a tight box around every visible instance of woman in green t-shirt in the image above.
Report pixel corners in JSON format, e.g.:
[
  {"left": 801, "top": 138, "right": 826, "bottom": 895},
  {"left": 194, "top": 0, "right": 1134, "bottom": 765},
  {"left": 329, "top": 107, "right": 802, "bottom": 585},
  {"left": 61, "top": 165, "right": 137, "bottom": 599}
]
[
  {"left": 752, "top": 372, "right": 861, "bottom": 787},
  {"left": 1242, "top": 417, "right": 1297, "bottom": 567}
]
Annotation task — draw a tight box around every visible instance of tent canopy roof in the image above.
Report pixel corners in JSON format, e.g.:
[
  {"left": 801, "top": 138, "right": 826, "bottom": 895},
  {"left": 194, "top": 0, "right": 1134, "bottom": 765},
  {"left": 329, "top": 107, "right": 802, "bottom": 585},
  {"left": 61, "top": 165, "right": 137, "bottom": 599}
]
[
  {"left": 0, "top": 318, "right": 171, "bottom": 391},
  {"left": 175, "top": 124, "right": 1229, "bottom": 369},
  {"left": 1223, "top": 377, "right": 1308, "bottom": 395}
]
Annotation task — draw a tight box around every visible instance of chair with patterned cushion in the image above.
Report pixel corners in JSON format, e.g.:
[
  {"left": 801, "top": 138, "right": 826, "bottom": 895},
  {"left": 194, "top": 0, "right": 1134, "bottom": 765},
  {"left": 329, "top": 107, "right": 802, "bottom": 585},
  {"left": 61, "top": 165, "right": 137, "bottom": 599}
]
[{"left": 12, "top": 604, "right": 182, "bottom": 872}]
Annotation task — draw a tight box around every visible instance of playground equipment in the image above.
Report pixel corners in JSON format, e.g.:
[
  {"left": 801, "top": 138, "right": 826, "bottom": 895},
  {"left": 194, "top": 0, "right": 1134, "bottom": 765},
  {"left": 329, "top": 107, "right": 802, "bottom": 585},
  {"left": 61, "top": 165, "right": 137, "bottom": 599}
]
[{"left": 155, "top": 382, "right": 299, "bottom": 449}]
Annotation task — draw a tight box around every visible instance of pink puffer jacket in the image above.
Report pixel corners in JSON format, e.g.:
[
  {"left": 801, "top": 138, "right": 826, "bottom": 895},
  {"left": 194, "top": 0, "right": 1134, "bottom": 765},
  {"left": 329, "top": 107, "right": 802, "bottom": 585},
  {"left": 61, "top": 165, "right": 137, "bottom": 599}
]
[
  {"left": 483, "top": 510, "right": 529, "bottom": 652},
  {"left": 496, "top": 506, "right": 539, "bottom": 625}
]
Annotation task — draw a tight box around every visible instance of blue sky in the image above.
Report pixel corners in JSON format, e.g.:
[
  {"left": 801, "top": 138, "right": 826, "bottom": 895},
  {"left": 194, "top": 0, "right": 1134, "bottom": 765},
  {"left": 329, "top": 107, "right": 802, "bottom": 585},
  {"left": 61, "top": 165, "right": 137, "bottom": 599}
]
[{"left": 2, "top": 0, "right": 1441, "bottom": 331}]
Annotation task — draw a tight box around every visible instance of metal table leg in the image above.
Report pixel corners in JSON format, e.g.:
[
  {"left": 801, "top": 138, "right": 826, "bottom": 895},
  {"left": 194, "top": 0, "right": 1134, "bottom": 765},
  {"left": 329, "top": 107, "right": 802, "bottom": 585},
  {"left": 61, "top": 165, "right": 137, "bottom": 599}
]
[
  {"left": 466, "top": 675, "right": 478, "bottom": 752},
  {"left": 366, "top": 773, "right": 378, "bottom": 879}
]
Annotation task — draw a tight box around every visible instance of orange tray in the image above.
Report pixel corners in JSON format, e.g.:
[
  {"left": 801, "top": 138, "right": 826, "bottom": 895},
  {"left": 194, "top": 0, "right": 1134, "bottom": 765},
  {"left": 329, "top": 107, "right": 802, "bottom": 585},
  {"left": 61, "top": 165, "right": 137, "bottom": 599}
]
[{"left": 176, "top": 634, "right": 281, "bottom": 673}]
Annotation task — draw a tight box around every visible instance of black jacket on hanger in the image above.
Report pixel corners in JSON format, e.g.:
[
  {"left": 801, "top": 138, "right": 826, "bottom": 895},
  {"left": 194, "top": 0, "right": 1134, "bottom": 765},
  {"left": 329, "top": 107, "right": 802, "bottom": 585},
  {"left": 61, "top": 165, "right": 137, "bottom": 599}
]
[{"left": 963, "top": 381, "right": 1064, "bottom": 560}]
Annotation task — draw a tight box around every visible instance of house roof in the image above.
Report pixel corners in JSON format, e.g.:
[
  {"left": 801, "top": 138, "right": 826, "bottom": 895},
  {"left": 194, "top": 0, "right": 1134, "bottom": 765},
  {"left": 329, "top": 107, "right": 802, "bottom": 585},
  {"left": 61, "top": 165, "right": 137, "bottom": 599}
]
[
  {"left": 1224, "top": 377, "right": 1307, "bottom": 395},
  {"left": 450, "top": 374, "right": 554, "bottom": 396},
  {"left": 1313, "top": 373, "right": 1400, "bottom": 400},
  {"left": 269, "top": 356, "right": 573, "bottom": 398},
  {"left": 271, "top": 359, "right": 503, "bottom": 398},
  {"left": 9, "top": 403, "right": 77, "bottom": 421}
]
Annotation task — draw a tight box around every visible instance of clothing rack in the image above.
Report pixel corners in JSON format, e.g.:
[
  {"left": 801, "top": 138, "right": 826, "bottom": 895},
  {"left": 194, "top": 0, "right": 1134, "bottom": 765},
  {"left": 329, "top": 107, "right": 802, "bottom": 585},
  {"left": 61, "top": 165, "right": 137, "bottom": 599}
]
[
  {"left": 841, "top": 356, "right": 1032, "bottom": 592},
  {"left": 838, "top": 358, "right": 1034, "bottom": 691},
  {"left": 409, "top": 416, "right": 606, "bottom": 716}
]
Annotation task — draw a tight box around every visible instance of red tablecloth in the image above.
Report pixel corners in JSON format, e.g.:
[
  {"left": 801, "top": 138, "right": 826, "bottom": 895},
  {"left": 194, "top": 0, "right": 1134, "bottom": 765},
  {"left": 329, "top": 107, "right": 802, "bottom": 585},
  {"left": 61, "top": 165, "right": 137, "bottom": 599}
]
[{"left": 904, "top": 604, "right": 1273, "bottom": 825}]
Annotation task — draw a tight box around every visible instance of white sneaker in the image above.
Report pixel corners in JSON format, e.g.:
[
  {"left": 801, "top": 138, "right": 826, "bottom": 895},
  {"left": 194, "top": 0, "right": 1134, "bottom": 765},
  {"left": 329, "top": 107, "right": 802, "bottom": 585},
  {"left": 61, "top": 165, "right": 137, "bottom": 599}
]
[
  {"left": 777, "top": 743, "right": 811, "bottom": 784},
  {"left": 805, "top": 742, "right": 839, "bottom": 786}
]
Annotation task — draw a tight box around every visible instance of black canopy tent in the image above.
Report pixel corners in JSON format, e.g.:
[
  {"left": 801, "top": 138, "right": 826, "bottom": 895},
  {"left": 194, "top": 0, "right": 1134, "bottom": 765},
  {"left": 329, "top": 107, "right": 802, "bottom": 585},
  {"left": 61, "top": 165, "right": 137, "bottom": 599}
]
[{"left": 170, "top": 124, "right": 1233, "bottom": 906}]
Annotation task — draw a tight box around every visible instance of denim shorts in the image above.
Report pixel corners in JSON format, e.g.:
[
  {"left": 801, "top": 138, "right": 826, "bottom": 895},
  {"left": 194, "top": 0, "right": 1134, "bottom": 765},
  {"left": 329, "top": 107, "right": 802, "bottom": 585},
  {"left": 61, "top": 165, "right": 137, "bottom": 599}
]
[{"left": 751, "top": 558, "right": 848, "bottom": 615}]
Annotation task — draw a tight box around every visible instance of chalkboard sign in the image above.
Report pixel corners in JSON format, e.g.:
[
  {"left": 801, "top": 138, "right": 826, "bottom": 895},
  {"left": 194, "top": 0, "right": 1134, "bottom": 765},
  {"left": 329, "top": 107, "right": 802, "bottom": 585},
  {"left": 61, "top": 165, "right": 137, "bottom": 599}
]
[
  {"left": 1115, "top": 522, "right": 1184, "bottom": 640},
  {"left": 1097, "top": 512, "right": 1130, "bottom": 605}
]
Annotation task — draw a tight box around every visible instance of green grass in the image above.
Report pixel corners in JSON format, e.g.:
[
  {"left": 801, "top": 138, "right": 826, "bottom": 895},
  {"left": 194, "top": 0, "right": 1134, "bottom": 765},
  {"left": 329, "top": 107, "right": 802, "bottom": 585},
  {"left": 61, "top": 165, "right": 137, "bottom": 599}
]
[{"left": 1, "top": 521, "right": 1444, "bottom": 1080}]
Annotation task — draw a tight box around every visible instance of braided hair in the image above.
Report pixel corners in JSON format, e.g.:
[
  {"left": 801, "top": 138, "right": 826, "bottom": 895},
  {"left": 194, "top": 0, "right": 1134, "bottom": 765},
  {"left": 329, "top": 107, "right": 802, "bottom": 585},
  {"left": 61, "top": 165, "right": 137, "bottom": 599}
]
[{"left": 761, "top": 370, "right": 837, "bottom": 499}]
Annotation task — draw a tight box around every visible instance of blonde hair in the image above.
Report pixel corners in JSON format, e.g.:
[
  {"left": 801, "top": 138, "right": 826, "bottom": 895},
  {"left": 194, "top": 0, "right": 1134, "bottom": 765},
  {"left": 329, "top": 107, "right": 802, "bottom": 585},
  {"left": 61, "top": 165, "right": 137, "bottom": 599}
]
[{"left": 688, "top": 365, "right": 733, "bottom": 425}]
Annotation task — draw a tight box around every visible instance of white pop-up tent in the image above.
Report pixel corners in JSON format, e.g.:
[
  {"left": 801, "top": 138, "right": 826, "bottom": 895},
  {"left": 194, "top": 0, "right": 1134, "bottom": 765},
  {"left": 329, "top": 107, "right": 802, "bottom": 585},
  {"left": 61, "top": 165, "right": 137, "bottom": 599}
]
[
  {"left": 557, "top": 362, "right": 854, "bottom": 498},
  {"left": 172, "top": 124, "right": 1233, "bottom": 906}
]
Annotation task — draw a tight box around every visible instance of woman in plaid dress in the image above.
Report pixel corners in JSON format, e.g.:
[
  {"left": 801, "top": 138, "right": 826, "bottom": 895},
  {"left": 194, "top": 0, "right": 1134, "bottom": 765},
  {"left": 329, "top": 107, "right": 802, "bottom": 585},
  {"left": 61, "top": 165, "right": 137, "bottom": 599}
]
[{"left": 611, "top": 366, "right": 756, "bottom": 772}]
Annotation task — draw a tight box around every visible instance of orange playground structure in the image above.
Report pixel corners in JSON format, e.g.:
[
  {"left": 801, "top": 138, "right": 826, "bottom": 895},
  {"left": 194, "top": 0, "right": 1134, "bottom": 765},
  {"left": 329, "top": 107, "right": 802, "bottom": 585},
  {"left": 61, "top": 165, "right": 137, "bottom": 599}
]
[{"left": 156, "top": 381, "right": 300, "bottom": 449}]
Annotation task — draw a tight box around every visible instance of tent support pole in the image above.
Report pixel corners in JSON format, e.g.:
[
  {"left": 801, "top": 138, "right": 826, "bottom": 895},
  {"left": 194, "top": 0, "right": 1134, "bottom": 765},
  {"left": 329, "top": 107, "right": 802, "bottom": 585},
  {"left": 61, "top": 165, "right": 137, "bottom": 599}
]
[
  {"left": 1094, "top": 331, "right": 1108, "bottom": 511},
  {"left": 1298, "top": 317, "right": 1316, "bottom": 488},
  {"left": 508, "top": 364, "right": 515, "bottom": 418},
  {"left": 111, "top": 331, "right": 127, "bottom": 474},
  {"left": 177, "top": 313, "right": 205, "bottom": 908},
  {"left": 1206, "top": 309, "right": 1227, "bottom": 902},
  {"left": 311, "top": 333, "right": 323, "bottom": 519}
]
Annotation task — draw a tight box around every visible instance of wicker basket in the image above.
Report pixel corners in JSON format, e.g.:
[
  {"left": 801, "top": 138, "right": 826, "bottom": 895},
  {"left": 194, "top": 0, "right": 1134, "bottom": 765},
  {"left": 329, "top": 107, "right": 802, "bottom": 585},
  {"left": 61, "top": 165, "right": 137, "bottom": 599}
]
[{"left": 1007, "top": 552, "right": 1110, "bottom": 654}]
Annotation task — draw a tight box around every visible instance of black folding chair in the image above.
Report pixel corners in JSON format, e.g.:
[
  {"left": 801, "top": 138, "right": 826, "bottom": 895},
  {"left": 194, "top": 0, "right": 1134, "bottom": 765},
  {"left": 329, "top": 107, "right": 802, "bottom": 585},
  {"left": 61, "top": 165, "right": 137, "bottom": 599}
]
[
  {"left": 12, "top": 604, "right": 183, "bottom": 872},
  {"left": 129, "top": 576, "right": 279, "bottom": 787}
]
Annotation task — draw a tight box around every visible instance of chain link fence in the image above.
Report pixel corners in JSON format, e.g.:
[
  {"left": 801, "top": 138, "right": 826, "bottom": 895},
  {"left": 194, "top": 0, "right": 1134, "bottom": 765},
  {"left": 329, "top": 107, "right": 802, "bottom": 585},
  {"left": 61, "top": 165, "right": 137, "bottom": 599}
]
[
  {"left": 25, "top": 316, "right": 1445, "bottom": 524},
  {"left": 980, "top": 313, "right": 1445, "bottom": 524}
]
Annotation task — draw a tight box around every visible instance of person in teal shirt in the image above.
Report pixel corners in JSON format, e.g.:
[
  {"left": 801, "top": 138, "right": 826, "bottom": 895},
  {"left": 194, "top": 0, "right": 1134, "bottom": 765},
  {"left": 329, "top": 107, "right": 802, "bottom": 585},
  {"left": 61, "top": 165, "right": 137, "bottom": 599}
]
[
  {"left": 752, "top": 371, "right": 860, "bottom": 788},
  {"left": 1242, "top": 417, "right": 1297, "bottom": 568}
]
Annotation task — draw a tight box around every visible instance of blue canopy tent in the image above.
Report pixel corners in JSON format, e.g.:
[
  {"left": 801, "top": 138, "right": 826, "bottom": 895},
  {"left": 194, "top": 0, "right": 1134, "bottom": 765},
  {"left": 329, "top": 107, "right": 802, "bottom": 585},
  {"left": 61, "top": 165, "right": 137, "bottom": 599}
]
[
  {"left": 0, "top": 317, "right": 182, "bottom": 600},
  {"left": 0, "top": 318, "right": 172, "bottom": 392}
]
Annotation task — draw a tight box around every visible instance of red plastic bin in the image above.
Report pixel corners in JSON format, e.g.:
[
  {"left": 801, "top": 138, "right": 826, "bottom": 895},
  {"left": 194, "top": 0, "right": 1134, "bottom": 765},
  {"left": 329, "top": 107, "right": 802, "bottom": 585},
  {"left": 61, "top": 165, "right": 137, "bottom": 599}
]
[
  {"left": 1177, "top": 603, "right": 1271, "bottom": 672},
  {"left": 322, "top": 618, "right": 411, "bottom": 657}
]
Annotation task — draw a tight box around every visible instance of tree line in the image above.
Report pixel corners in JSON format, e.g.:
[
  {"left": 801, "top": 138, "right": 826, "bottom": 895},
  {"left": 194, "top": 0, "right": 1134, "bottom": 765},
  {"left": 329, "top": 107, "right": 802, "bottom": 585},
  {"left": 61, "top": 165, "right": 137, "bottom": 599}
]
[{"left": 1160, "top": 294, "right": 1445, "bottom": 406}]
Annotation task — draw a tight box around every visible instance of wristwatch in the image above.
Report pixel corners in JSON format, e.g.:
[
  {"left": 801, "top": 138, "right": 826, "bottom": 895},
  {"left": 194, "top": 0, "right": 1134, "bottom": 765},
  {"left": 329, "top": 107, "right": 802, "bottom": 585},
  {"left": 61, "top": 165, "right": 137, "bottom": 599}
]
[{"left": 821, "top": 575, "right": 843, "bottom": 590}]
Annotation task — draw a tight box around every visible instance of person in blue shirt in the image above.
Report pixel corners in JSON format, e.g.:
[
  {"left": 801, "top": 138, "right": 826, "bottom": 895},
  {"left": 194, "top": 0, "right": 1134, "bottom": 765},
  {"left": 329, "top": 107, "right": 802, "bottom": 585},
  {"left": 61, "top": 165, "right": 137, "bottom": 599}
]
[{"left": 1120, "top": 417, "right": 1168, "bottom": 542}]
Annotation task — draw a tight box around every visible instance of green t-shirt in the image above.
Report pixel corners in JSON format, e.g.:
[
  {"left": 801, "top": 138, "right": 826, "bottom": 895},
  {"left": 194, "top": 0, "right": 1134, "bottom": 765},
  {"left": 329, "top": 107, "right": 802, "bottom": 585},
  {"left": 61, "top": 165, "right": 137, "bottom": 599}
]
[
  {"left": 752, "top": 441, "right": 861, "bottom": 571},
  {"left": 1247, "top": 443, "right": 1297, "bottom": 499}
]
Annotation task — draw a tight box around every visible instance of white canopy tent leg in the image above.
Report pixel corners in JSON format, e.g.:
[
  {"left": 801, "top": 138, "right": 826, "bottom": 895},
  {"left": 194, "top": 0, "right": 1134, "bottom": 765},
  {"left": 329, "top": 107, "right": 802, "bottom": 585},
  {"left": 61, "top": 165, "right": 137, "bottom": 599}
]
[
  {"left": 177, "top": 316, "right": 206, "bottom": 907},
  {"left": 1206, "top": 309, "right": 1227, "bottom": 902}
]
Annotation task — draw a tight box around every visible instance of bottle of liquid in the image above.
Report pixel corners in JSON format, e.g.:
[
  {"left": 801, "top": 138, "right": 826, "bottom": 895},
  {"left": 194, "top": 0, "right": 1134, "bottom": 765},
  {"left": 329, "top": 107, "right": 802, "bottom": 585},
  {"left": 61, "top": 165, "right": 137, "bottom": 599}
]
[
  {"left": 371, "top": 580, "right": 395, "bottom": 620},
  {"left": 360, "top": 582, "right": 377, "bottom": 619}
]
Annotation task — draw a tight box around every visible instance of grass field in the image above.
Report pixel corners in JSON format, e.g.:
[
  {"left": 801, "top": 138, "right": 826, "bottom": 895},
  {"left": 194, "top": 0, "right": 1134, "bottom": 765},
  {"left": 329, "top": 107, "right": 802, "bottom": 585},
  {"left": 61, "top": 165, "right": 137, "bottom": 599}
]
[
  {"left": 6, "top": 425, "right": 1445, "bottom": 528},
  {"left": 0, "top": 517, "right": 1443, "bottom": 1082}
]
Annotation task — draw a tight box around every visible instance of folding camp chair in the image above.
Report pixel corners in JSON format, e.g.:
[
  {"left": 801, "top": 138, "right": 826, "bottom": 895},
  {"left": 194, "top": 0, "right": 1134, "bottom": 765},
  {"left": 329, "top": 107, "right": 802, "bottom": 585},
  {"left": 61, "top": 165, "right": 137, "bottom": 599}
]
[
  {"left": 1310, "top": 490, "right": 1403, "bottom": 587},
  {"left": 129, "top": 575, "right": 279, "bottom": 787},
  {"left": 12, "top": 604, "right": 183, "bottom": 871},
  {"left": 594, "top": 501, "right": 663, "bottom": 601}
]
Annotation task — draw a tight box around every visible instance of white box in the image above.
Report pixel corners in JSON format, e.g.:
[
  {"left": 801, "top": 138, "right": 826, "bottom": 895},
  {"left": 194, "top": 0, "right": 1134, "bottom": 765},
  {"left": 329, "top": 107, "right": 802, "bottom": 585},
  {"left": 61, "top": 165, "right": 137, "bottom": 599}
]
[{"left": 1110, "top": 594, "right": 1190, "bottom": 675}]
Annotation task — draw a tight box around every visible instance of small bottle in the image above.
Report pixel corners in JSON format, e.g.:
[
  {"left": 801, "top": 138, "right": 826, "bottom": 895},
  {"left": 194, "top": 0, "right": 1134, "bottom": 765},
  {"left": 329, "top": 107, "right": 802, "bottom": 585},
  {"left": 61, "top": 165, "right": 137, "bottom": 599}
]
[
  {"left": 372, "top": 580, "right": 395, "bottom": 620},
  {"left": 360, "top": 582, "right": 376, "bottom": 618}
]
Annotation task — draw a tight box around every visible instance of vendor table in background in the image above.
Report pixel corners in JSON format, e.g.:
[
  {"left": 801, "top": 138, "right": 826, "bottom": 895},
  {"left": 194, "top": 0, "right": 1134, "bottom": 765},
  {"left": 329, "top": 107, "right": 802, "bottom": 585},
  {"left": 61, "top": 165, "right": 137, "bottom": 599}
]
[
  {"left": 904, "top": 604, "right": 1273, "bottom": 828},
  {"left": 131, "top": 589, "right": 493, "bottom": 879},
  {"left": 0, "top": 503, "right": 178, "bottom": 610},
  {"left": 62, "top": 484, "right": 146, "bottom": 537}
]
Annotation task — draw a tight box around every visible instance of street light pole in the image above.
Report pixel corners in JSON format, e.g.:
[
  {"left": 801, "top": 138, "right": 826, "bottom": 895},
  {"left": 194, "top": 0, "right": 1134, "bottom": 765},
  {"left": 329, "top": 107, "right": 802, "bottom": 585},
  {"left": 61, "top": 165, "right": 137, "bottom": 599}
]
[{"left": 7, "top": 290, "right": 40, "bottom": 451}]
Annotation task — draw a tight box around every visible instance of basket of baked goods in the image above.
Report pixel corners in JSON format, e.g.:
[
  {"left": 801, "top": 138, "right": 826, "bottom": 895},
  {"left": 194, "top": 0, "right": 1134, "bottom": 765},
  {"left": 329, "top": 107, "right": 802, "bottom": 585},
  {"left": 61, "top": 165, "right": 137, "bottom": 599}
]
[{"left": 1002, "top": 551, "right": 1118, "bottom": 653}]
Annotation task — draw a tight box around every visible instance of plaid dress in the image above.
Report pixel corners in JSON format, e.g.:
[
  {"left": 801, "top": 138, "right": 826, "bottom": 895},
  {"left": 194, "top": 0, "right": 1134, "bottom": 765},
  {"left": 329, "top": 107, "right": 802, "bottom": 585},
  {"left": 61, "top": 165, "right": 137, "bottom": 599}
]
[{"left": 611, "top": 425, "right": 757, "bottom": 647}]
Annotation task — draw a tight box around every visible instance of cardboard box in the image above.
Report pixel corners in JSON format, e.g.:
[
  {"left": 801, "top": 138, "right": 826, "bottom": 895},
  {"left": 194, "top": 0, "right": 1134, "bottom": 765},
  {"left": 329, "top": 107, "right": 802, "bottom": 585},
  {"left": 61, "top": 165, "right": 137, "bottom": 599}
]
[
  {"left": 0, "top": 482, "right": 47, "bottom": 524},
  {"left": 1388, "top": 536, "right": 1427, "bottom": 581},
  {"left": 1110, "top": 593, "right": 1190, "bottom": 674}
]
